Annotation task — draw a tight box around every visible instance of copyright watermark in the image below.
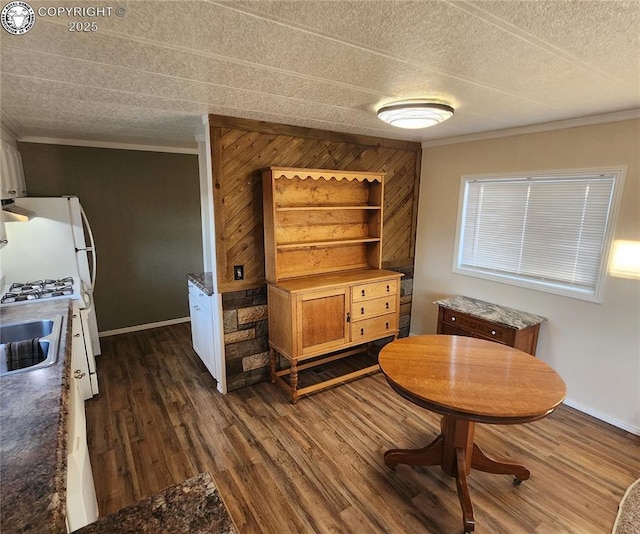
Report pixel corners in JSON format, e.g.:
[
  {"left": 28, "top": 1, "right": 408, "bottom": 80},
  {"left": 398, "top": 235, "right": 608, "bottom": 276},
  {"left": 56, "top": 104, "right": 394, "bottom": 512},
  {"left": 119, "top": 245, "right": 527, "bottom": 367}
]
[
  {"left": 1, "top": 1, "right": 126, "bottom": 34},
  {"left": 1, "top": 2, "right": 35, "bottom": 34}
]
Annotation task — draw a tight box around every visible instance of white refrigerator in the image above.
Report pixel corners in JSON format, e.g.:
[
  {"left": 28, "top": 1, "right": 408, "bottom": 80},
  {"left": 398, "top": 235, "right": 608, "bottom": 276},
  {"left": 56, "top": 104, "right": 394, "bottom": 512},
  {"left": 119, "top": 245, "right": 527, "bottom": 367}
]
[{"left": 1, "top": 196, "right": 101, "bottom": 396}]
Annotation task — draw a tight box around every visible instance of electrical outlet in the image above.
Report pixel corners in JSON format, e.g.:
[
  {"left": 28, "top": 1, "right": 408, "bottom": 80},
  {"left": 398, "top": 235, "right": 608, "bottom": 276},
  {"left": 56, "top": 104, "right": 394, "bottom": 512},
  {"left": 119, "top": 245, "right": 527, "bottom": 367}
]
[{"left": 234, "top": 265, "right": 244, "bottom": 280}]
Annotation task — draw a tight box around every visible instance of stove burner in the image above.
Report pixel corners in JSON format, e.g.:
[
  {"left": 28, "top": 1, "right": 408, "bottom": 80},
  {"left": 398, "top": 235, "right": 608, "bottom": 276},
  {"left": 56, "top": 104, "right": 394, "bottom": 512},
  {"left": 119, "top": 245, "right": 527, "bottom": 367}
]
[{"left": 1, "top": 278, "right": 76, "bottom": 304}]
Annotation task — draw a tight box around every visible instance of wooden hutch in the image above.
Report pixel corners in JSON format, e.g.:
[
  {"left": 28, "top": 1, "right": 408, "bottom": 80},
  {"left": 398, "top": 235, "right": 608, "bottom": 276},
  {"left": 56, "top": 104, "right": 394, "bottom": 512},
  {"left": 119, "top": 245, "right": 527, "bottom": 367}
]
[{"left": 262, "top": 167, "right": 402, "bottom": 402}]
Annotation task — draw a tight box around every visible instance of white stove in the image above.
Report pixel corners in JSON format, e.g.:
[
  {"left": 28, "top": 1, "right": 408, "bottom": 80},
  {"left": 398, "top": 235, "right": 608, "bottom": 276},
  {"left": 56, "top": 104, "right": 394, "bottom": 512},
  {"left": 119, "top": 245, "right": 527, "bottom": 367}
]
[{"left": 0, "top": 277, "right": 83, "bottom": 306}]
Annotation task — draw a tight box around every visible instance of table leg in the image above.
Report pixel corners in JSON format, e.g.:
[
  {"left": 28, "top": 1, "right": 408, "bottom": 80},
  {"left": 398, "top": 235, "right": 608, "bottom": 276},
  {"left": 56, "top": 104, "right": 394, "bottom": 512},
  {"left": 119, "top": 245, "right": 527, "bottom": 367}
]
[
  {"left": 455, "top": 447, "right": 475, "bottom": 534},
  {"left": 384, "top": 434, "right": 444, "bottom": 468},
  {"left": 470, "top": 443, "right": 530, "bottom": 483},
  {"left": 290, "top": 360, "right": 299, "bottom": 404},
  {"left": 269, "top": 347, "right": 277, "bottom": 384}
]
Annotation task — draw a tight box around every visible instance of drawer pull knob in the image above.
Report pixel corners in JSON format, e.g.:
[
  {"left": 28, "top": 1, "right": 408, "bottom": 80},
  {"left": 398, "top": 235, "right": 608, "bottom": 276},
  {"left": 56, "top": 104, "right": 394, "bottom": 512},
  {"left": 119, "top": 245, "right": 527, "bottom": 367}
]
[
  {"left": 361, "top": 307, "right": 365, "bottom": 315},
  {"left": 385, "top": 302, "right": 389, "bottom": 309},
  {"left": 362, "top": 289, "right": 366, "bottom": 297},
  {"left": 74, "top": 333, "right": 80, "bottom": 338},
  {"left": 360, "top": 328, "right": 364, "bottom": 336},
  {"left": 491, "top": 330, "right": 496, "bottom": 336},
  {"left": 386, "top": 285, "right": 390, "bottom": 292},
  {"left": 451, "top": 316, "right": 456, "bottom": 322},
  {"left": 385, "top": 322, "right": 389, "bottom": 329}
]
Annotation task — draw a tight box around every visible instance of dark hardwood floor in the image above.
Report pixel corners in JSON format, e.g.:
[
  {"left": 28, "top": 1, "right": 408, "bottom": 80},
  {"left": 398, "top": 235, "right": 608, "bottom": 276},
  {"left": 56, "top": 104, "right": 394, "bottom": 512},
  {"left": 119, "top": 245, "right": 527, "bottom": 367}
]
[{"left": 86, "top": 323, "right": 640, "bottom": 533}]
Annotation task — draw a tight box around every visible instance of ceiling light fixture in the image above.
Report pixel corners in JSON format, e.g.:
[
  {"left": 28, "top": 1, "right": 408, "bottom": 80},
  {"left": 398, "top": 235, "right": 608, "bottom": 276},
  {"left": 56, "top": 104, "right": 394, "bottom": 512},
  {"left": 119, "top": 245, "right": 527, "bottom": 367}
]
[{"left": 377, "top": 102, "right": 454, "bottom": 129}]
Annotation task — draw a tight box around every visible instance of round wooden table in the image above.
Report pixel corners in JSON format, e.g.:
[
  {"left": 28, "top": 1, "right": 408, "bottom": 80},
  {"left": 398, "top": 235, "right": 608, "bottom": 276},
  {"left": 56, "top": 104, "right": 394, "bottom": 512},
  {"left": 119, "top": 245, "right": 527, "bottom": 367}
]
[{"left": 378, "top": 335, "right": 566, "bottom": 533}]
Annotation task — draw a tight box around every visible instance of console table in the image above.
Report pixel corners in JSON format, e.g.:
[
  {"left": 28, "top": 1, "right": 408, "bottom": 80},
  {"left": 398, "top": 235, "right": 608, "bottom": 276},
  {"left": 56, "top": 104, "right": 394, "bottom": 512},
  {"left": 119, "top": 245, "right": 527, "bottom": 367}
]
[{"left": 435, "top": 296, "right": 546, "bottom": 355}]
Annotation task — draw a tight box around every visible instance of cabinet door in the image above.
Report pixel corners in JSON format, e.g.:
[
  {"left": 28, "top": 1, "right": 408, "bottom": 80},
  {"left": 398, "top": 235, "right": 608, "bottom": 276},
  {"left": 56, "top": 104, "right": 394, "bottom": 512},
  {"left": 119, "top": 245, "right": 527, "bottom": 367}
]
[
  {"left": 296, "top": 287, "right": 349, "bottom": 356},
  {"left": 66, "top": 372, "right": 99, "bottom": 532},
  {"left": 188, "top": 291, "right": 204, "bottom": 358},
  {"left": 0, "top": 141, "right": 26, "bottom": 198},
  {"left": 189, "top": 285, "right": 219, "bottom": 379},
  {"left": 199, "top": 305, "right": 217, "bottom": 379}
]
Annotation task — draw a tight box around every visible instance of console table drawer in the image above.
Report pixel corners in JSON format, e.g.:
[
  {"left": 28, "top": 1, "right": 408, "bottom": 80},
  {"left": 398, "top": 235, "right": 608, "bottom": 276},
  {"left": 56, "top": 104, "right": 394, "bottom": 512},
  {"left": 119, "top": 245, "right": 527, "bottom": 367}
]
[{"left": 441, "top": 309, "right": 510, "bottom": 343}]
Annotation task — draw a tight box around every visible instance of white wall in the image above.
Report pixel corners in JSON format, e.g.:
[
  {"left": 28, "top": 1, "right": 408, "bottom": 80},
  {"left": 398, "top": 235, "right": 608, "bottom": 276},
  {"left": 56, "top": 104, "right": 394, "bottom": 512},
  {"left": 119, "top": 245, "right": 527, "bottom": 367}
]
[{"left": 412, "top": 119, "right": 640, "bottom": 434}]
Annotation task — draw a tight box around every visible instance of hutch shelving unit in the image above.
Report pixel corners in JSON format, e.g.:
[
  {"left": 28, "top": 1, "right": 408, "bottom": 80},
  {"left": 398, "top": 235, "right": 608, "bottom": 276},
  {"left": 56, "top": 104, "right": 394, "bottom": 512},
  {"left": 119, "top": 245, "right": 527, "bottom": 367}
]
[{"left": 262, "top": 167, "right": 402, "bottom": 403}]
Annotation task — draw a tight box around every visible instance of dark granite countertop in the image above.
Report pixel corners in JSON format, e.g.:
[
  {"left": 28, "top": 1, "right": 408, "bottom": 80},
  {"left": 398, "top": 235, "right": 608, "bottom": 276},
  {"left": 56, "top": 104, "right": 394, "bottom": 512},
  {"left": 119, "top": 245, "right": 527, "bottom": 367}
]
[
  {"left": 75, "top": 472, "right": 237, "bottom": 534},
  {"left": 0, "top": 299, "right": 74, "bottom": 534},
  {"left": 434, "top": 295, "right": 546, "bottom": 330},
  {"left": 187, "top": 273, "right": 214, "bottom": 296}
]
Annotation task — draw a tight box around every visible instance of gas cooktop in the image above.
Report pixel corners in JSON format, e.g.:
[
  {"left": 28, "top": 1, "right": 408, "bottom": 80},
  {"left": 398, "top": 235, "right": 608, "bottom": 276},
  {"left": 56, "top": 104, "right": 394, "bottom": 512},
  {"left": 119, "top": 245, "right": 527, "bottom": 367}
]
[{"left": 1, "top": 277, "right": 78, "bottom": 304}]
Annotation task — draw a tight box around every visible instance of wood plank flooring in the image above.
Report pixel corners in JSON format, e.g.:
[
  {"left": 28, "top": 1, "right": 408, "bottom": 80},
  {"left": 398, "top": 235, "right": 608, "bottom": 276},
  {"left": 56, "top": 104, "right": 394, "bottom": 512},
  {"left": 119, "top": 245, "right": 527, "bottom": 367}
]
[{"left": 85, "top": 323, "right": 640, "bottom": 533}]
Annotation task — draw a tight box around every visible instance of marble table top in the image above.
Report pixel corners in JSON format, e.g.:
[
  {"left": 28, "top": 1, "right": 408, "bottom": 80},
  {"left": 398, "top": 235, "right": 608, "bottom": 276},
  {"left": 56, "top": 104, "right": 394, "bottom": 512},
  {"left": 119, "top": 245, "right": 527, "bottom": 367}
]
[{"left": 434, "top": 295, "right": 546, "bottom": 330}]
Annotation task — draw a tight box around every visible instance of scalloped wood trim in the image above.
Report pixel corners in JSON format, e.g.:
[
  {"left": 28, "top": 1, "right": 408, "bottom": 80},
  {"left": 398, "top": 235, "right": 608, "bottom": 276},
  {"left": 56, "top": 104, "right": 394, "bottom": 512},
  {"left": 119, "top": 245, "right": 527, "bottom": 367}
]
[{"left": 267, "top": 167, "right": 384, "bottom": 183}]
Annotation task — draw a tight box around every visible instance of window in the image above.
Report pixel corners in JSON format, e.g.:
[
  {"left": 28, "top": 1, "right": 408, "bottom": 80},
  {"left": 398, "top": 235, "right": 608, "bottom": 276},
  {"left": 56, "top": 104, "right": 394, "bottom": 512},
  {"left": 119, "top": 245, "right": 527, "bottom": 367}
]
[{"left": 453, "top": 168, "right": 626, "bottom": 302}]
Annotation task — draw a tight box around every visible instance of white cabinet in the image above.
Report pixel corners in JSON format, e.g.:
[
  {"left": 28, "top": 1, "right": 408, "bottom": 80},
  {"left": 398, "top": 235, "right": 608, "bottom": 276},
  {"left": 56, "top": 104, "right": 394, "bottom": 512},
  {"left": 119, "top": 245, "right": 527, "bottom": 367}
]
[
  {"left": 188, "top": 281, "right": 217, "bottom": 380},
  {"left": 0, "top": 140, "right": 27, "bottom": 199},
  {"left": 66, "top": 356, "right": 99, "bottom": 532},
  {"left": 71, "top": 302, "right": 98, "bottom": 400}
]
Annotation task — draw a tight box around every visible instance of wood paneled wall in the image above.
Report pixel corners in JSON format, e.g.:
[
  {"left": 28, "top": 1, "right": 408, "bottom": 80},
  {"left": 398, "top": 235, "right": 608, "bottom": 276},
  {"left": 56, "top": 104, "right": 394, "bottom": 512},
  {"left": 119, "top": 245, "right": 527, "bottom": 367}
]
[{"left": 209, "top": 115, "right": 422, "bottom": 293}]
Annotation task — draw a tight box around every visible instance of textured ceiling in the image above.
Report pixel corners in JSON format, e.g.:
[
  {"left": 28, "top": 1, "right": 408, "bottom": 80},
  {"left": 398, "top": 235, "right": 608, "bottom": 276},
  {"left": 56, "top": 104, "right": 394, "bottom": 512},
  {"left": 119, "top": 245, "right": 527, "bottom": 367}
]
[{"left": 1, "top": 0, "right": 639, "bottom": 148}]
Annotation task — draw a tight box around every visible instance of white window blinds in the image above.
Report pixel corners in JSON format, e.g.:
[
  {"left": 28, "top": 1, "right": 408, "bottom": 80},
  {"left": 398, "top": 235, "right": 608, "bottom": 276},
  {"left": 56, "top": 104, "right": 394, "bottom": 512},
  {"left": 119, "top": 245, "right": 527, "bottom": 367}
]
[{"left": 454, "top": 170, "right": 624, "bottom": 301}]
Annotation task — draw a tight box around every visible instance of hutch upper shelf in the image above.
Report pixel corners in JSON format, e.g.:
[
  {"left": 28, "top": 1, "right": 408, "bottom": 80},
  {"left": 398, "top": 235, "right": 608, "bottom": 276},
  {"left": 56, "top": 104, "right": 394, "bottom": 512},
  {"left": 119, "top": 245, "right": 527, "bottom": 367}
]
[{"left": 262, "top": 167, "right": 385, "bottom": 283}]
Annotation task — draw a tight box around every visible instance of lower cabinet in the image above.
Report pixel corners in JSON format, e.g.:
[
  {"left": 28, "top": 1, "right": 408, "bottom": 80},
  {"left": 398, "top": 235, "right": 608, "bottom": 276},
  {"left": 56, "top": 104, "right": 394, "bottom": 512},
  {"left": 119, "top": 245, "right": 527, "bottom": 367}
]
[
  {"left": 295, "top": 286, "right": 350, "bottom": 356},
  {"left": 66, "top": 363, "right": 98, "bottom": 532},
  {"left": 267, "top": 269, "right": 402, "bottom": 402},
  {"left": 188, "top": 281, "right": 217, "bottom": 379}
]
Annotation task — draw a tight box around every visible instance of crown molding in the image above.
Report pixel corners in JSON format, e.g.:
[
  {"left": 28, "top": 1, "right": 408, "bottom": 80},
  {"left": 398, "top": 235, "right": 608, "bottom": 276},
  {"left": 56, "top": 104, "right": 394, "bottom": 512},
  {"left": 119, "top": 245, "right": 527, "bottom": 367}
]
[
  {"left": 17, "top": 136, "right": 198, "bottom": 154},
  {"left": 0, "top": 113, "right": 21, "bottom": 141},
  {"left": 422, "top": 109, "right": 640, "bottom": 148}
]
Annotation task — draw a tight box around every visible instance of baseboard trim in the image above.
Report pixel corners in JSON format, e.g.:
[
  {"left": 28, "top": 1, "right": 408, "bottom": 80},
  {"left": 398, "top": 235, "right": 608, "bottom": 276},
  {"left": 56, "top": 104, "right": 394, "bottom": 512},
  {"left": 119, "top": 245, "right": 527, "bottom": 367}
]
[
  {"left": 563, "top": 398, "right": 639, "bottom": 436},
  {"left": 99, "top": 317, "right": 191, "bottom": 337}
]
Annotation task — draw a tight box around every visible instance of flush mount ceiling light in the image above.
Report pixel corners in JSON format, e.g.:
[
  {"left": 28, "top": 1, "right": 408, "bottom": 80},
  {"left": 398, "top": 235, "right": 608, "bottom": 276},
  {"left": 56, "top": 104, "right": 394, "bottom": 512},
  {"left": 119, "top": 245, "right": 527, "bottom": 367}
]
[{"left": 377, "top": 102, "right": 454, "bottom": 129}]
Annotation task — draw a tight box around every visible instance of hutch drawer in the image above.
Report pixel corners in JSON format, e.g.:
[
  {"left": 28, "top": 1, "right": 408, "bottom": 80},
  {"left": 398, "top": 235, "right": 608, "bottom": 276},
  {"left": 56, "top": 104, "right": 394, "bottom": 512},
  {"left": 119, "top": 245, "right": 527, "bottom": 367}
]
[
  {"left": 352, "top": 279, "right": 398, "bottom": 301},
  {"left": 353, "top": 295, "right": 397, "bottom": 320},
  {"left": 351, "top": 313, "right": 398, "bottom": 343}
]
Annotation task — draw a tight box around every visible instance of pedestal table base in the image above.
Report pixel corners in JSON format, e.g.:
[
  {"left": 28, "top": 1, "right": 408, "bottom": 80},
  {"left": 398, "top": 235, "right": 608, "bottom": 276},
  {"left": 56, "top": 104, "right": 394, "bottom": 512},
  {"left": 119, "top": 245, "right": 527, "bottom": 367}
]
[{"left": 384, "top": 415, "right": 530, "bottom": 533}]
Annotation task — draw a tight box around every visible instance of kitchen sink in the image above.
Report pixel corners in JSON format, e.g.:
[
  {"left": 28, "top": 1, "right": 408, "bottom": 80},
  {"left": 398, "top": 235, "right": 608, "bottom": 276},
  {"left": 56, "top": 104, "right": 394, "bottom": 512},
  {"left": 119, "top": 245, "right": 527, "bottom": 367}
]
[
  {"left": 0, "top": 319, "right": 55, "bottom": 343},
  {"left": 0, "top": 316, "right": 63, "bottom": 376}
]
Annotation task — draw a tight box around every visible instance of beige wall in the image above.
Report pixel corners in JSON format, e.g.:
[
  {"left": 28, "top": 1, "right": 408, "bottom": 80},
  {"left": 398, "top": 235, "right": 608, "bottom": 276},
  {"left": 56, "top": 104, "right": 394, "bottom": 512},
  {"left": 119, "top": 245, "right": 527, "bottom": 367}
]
[
  {"left": 413, "top": 119, "right": 640, "bottom": 433},
  {"left": 19, "top": 142, "right": 203, "bottom": 332}
]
